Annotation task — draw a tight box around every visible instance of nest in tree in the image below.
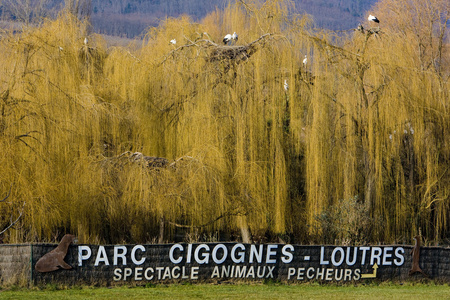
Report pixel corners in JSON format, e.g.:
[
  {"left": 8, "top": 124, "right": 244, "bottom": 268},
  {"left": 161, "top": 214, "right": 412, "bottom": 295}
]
[
  {"left": 209, "top": 44, "right": 255, "bottom": 63},
  {"left": 161, "top": 33, "right": 273, "bottom": 66},
  {"left": 128, "top": 152, "right": 169, "bottom": 168}
]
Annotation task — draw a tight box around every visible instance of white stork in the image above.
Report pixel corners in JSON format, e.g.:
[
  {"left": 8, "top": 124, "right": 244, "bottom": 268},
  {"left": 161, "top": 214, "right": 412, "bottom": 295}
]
[
  {"left": 223, "top": 33, "right": 232, "bottom": 44},
  {"left": 303, "top": 55, "right": 307, "bottom": 66},
  {"left": 223, "top": 32, "right": 238, "bottom": 45},
  {"left": 357, "top": 23, "right": 364, "bottom": 32},
  {"left": 232, "top": 32, "right": 238, "bottom": 42},
  {"left": 284, "top": 79, "right": 289, "bottom": 91},
  {"left": 84, "top": 37, "right": 88, "bottom": 45},
  {"left": 368, "top": 15, "right": 380, "bottom": 23},
  {"left": 170, "top": 39, "right": 176, "bottom": 45}
]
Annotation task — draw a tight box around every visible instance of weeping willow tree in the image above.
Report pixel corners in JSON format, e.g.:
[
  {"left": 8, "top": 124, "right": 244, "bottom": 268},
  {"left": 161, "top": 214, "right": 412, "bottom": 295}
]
[{"left": 0, "top": 0, "right": 448, "bottom": 245}]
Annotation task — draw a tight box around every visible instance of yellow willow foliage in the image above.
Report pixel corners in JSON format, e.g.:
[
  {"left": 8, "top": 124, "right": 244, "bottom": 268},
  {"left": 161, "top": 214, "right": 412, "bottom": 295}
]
[{"left": 0, "top": 0, "right": 448, "bottom": 245}]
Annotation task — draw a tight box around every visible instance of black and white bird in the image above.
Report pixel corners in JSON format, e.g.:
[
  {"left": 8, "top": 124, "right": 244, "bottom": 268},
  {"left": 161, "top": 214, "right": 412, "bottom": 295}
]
[
  {"left": 368, "top": 15, "right": 380, "bottom": 23},
  {"left": 223, "top": 32, "right": 238, "bottom": 45},
  {"left": 357, "top": 23, "right": 364, "bottom": 32},
  {"left": 170, "top": 39, "right": 176, "bottom": 45}
]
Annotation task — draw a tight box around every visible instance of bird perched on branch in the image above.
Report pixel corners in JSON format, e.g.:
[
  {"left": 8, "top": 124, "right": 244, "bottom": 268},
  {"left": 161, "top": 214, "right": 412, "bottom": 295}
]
[
  {"left": 357, "top": 23, "right": 364, "bottom": 33},
  {"left": 284, "top": 79, "right": 289, "bottom": 91},
  {"left": 223, "top": 32, "right": 238, "bottom": 45},
  {"left": 368, "top": 15, "right": 380, "bottom": 23}
]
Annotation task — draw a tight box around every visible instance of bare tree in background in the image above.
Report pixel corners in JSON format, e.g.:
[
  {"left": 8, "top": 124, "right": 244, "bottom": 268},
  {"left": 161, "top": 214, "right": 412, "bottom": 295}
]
[
  {"left": 1, "top": 0, "right": 51, "bottom": 25},
  {"left": 64, "top": 0, "right": 92, "bottom": 21}
]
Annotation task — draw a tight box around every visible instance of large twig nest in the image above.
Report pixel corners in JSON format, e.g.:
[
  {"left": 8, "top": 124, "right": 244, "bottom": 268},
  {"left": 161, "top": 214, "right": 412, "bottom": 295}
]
[
  {"left": 161, "top": 33, "right": 273, "bottom": 65},
  {"left": 208, "top": 33, "right": 272, "bottom": 63}
]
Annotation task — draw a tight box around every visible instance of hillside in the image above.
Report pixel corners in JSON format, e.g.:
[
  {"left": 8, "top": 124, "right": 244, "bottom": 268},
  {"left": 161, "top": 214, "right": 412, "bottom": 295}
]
[
  {"left": 90, "top": 0, "right": 378, "bottom": 37},
  {"left": 0, "top": 0, "right": 378, "bottom": 38}
]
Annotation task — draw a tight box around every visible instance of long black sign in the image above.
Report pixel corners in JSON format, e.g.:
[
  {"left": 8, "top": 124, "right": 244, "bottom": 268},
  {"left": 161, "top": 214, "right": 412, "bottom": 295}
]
[{"left": 31, "top": 242, "right": 450, "bottom": 285}]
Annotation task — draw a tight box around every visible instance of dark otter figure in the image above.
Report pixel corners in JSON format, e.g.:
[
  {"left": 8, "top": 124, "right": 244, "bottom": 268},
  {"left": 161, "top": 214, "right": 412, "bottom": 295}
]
[
  {"left": 409, "top": 235, "right": 428, "bottom": 277},
  {"left": 35, "top": 234, "right": 76, "bottom": 273}
]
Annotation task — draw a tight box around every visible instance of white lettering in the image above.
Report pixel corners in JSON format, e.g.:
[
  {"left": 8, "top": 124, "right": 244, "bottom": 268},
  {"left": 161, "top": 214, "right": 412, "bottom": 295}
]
[
  {"left": 211, "top": 266, "right": 220, "bottom": 278},
  {"left": 231, "top": 244, "right": 245, "bottom": 263},
  {"left": 194, "top": 244, "right": 210, "bottom": 264},
  {"left": 94, "top": 246, "right": 109, "bottom": 266},
  {"left": 266, "top": 245, "right": 278, "bottom": 263},
  {"left": 212, "top": 244, "right": 228, "bottom": 264},
  {"left": 306, "top": 267, "right": 315, "bottom": 279},
  {"left": 297, "top": 268, "right": 305, "bottom": 280},
  {"left": 394, "top": 247, "right": 405, "bottom": 266},
  {"left": 370, "top": 247, "right": 382, "bottom": 265},
  {"left": 281, "top": 245, "right": 294, "bottom": 263},
  {"left": 191, "top": 267, "right": 199, "bottom": 279},
  {"left": 320, "top": 247, "right": 329, "bottom": 265},
  {"left": 113, "top": 246, "right": 127, "bottom": 266},
  {"left": 78, "top": 245, "right": 92, "bottom": 266},
  {"left": 113, "top": 268, "right": 122, "bottom": 281},
  {"left": 288, "top": 267, "right": 296, "bottom": 280},
  {"left": 359, "top": 247, "right": 370, "bottom": 265},
  {"left": 135, "top": 267, "right": 143, "bottom": 280},
  {"left": 266, "top": 266, "right": 275, "bottom": 278},
  {"left": 162, "top": 267, "right": 171, "bottom": 280},
  {"left": 144, "top": 267, "right": 154, "bottom": 280},
  {"left": 383, "top": 247, "right": 393, "bottom": 265},
  {"left": 131, "top": 245, "right": 146, "bottom": 265},
  {"left": 169, "top": 244, "right": 183, "bottom": 264},
  {"left": 186, "top": 244, "right": 193, "bottom": 263},
  {"left": 353, "top": 269, "right": 361, "bottom": 280},
  {"left": 249, "top": 245, "right": 263, "bottom": 263},
  {"left": 325, "top": 268, "right": 333, "bottom": 280},
  {"left": 123, "top": 268, "right": 132, "bottom": 280},
  {"left": 346, "top": 247, "right": 357, "bottom": 266},
  {"left": 172, "top": 266, "right": 180, "bottom": 279},
  {"left": 331, "top": 247, "right": 345, "bottom": 266}
]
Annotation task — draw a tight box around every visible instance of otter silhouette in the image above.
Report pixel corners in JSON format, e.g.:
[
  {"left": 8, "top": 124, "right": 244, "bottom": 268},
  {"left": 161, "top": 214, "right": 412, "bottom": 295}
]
[
  {"left": 409, "top": 235, "right": 428, "bottom": 277},
  {"left": 35, "top": 234, "right": 76, "bottom": 273}
]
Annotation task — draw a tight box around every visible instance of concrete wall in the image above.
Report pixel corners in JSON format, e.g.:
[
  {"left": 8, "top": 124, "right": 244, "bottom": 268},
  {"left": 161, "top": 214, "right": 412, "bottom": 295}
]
[
  {"left": 0, "top": 243, "right": 449, "bottom": 285},
  {"left": 0, "top": 245, "right": 31, "bottom": 285}
]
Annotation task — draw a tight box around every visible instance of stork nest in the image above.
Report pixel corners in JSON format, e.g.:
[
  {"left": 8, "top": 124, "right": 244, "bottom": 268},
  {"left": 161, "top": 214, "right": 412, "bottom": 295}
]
[{"left": 161, "top": 33, "right": 273, "bottom": 65}]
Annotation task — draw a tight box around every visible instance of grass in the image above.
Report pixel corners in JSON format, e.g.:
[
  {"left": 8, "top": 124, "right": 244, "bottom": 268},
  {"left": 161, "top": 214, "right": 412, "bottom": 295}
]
[{"left": 0, "top": 283, "right": 449, "bottom": 299}]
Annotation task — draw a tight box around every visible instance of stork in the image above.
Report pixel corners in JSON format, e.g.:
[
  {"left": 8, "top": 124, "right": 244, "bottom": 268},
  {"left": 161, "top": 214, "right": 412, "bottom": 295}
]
[
  {"left": 368, "top": 15, "right": 380, "bottom": 23},
  {"left": 232, "top": 32, "right": 238, "bottom": 42},
  {"left": 223, "top": 32, "right": 238, "bottom": 45},
  {"left": 303, "top": 55, "right": 307, "bottom": 66},
  {"left": 284, "top": 79, "right": 289, "bottom": 91},
  {"left": 170, "top": 39, "right": 176, "bottom": 45},
  {"left": 84, "top": 37, "right": 88, "bottom": 45},
  {"left": 223, "top": 33, "right": 232, "bottom": 45},
  {"left": 357, "top": 23, "right": 364, "bottom": 32}
]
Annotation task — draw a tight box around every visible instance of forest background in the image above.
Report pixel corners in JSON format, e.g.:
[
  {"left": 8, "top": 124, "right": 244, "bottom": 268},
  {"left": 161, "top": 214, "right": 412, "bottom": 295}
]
[
  {"left": 0, "top": 0, "right": 448, "bottom": 246},
  {"left": 1, "top": 0, "right": 379, "bottom": 37}
]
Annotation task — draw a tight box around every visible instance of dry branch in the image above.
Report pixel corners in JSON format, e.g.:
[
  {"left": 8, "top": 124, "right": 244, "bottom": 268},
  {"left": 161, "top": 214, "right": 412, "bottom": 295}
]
[
  {"left": 0, "top": 186, "right": 12, "bottom": 202},
  {"left": 160, "top": 33, "right": 273, "bottom": 65},
  {"left": 168, "top": 210, "right": 245, "bottom": 229}
]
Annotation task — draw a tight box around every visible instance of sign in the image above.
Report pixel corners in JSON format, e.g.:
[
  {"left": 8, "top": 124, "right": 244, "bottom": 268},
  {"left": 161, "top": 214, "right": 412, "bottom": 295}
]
[{"left": 32, "top": 242, "right": 424, "bottom": 284}]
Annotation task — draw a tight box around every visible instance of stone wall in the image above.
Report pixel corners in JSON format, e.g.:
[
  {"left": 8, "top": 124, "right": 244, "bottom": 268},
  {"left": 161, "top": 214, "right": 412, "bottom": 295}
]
[
  {"left": 1, "top": 243, "right": 449, "bottom": 286},
  {"left": 0, "top": 245, "right": 31, "bottom": 285}
]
